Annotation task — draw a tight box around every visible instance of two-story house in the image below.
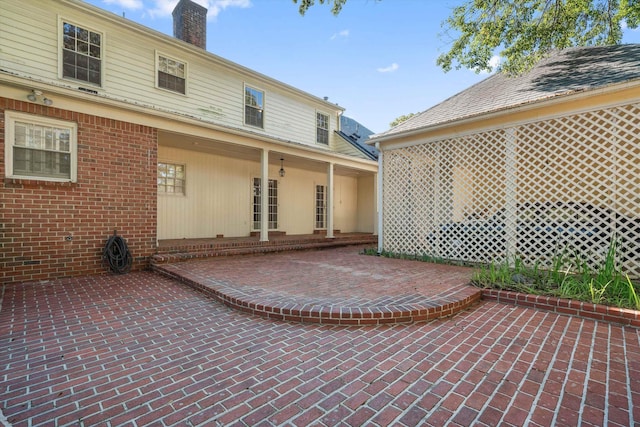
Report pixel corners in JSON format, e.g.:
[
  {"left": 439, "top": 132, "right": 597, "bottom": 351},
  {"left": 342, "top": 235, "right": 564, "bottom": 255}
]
[{"left": 0, "top": 0, "right": 378, "bottom": 284}]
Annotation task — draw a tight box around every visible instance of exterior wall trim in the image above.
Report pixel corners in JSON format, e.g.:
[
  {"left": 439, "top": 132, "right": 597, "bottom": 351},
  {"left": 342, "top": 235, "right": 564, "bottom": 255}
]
[{"left": 373, "top": 80, "right": 640, "bottom": 149}]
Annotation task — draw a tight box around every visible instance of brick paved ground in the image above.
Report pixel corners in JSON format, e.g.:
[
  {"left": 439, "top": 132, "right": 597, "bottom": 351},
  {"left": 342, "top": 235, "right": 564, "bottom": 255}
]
[
  {"left": 0, "top": 247, "right": 640, "bottom": 426},
  {"left": 2, "top": 267, "right": 640, "bottom": 426}
]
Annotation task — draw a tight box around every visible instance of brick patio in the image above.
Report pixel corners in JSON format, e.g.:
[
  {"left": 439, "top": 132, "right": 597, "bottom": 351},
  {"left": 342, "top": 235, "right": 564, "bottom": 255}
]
[
  {"left": 153, "top": 246, "right": 481, "bottom": 325},
  {"left": 2, "top": 247, "right": 640, "bottom": 426}
]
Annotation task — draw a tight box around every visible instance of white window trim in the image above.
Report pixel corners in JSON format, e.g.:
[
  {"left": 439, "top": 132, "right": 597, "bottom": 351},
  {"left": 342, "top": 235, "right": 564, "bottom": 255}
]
[
  {"left": 243, "top": 83, "right": 266, "bottom": 130},
  {"left": 251, "top": 177, "right": 278, "bottom": 230},
  {"left": 316, "top": 110, "right": 330, "bottom": 146},
  {"left": 58, "top": 16, "right": 105, "bottom": 88},
  {"left": 157, "top": 161, "right": 187, "bottom": 196},
  {"left": 155, "top": 50, "right": 188, "bottom": 96},
  {"left": 4, "top": 111, "right": 78, "bottom": 183}
]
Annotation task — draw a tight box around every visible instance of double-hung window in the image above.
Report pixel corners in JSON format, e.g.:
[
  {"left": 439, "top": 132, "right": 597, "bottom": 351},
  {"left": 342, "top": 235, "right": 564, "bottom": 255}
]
[
  {"left": 157, "top": 53, "right": 186, "bottom": 94},
  {"left": 316, "top": 112, "right": 329, "bottom": 145},
  {"left": 4, "top": 111, "right": 78, "bottom": 182},
  {"left": 62, "top": 20, "right": 102, "bottom": 86},
  {"left": 244, "top": 85, "right": 264, "bottom": 128}
]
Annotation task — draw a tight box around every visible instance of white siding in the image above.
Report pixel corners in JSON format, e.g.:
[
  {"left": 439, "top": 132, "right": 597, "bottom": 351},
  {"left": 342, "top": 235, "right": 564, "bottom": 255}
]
[
  {"left": 1, "top": 0, "right": 343, "bottom": 150},
  {"left": 356, "top": 175, "right": 375, "bottom": 233},
  {"left": 157, "top": 146, "right": 253, "bottom": 239},
  {"left": 333, "top": 175, "right": 359, "bottom": 232}
]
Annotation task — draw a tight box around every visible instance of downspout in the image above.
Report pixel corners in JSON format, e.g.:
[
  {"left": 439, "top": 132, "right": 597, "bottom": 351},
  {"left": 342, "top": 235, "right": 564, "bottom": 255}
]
[{"left": 376, "top": 142, "right": 383, "bottom": 254}]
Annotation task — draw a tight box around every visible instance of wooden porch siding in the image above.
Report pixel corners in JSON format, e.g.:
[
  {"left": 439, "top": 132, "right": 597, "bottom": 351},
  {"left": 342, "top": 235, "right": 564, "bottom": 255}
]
[{"left": 152, "top": 233, "right": 377, "bottom": 264}]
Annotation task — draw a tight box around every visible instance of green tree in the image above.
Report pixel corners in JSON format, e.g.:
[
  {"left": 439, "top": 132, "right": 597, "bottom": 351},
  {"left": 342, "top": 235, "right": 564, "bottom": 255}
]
[
  {"left": 438, "top": 0, "right": 640, "bottom": 75},
  {"left": 389, "top": 113, "right": 416, "bottom": 128}
]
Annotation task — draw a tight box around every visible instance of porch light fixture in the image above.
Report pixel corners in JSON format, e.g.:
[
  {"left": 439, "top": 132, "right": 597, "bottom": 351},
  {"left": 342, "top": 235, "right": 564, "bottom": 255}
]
[
  {"left": 26, "top": 90, "right": 53, "bottom": 106},
  {"left": 279, "top": 158, "right": 285, "bottom": 177}
]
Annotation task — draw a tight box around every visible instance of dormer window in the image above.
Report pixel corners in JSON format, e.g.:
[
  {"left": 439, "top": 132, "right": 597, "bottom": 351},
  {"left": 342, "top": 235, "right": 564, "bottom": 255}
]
[
  {"left": 157, "top": 53, "right": 186, "bottom": 94},
  {"left": 61, "top": 21, "right": 102, "bottom": 86},
  {"left": 244, "top": 85, "right": 264, "bottom": 128},
  {"left": 316, "top": 112, "right": 329, "bottom": 145}
]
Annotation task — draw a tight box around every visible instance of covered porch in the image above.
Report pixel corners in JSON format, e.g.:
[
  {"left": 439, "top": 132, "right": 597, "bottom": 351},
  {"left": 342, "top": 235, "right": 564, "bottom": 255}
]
[{"left": 157, "top": 128, "right": 378, "bottom": 243}]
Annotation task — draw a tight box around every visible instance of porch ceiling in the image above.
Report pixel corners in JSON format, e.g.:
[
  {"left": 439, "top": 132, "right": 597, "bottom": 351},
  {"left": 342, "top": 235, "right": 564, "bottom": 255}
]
[{"left": 158, "top": 130, "right": 375, "bottom": 177}]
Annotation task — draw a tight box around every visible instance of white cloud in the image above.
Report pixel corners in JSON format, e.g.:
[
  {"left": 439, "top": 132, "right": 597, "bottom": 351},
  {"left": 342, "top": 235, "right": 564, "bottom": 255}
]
[
  {"left": 377, "top": 63, "right": 399, "bottom": 73},
  {"left": 145, "top": 0, "right": 251, "bottom": 19},
  {"left": 330, "top": 29, "right": 350, "bottom": 40},
  {"left": 146, "top": 0, "right": 178, "bottom": 17},
  {"left": 207, "top": 0, "right": 252, "bottom": 18},
  {"left": 489, "top": 55, "right": 501, "bottom": 69},
  {"left": 103, "top": 0, "right": 144, "bottom": 9}
]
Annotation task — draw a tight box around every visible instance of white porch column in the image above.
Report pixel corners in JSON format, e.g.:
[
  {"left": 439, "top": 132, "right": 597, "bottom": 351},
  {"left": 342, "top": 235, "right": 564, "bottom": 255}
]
[
  {"left": 376, "top": 143, "right": 383, "bottom": 253},
  {"left": 260, "top": 148, "right": 269, "bottom": 242},
  {"left": 326, "top": 162, "right": 334, "bottom": 238}
]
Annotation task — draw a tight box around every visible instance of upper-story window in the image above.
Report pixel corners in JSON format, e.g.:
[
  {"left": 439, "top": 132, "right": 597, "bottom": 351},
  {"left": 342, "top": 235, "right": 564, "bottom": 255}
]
[
  {"left": 4, "top": 111, "right": 78, "bottom": 182},
  {"left": 157, "top": 53, "right": 186, "bottom": 94},
  {"left": 244, "top": 85, "right": 264, "bottom": 128},
  {"left": 62, "top": 21, "right": 102, "bottom": 86},
  {"left": 316, "top": 112, "right": 329, "bottom": 145}
]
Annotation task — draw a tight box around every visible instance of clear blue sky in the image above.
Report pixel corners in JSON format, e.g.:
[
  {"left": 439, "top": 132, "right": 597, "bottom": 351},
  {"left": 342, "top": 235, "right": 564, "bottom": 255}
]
[{"left": 85, "top": 0, "right": 640, "bottom": 133}]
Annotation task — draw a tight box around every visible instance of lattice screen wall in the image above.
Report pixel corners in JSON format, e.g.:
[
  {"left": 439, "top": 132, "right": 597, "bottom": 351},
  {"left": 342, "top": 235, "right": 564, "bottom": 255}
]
[{"left": 382, "top": 103, "right": 640, "bottom": 277}]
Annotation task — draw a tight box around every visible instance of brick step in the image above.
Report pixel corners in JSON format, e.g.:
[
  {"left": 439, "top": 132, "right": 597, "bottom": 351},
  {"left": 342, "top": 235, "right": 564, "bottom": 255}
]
[{"left": 152, "top": 236, "right": 377, "bottom": 265}]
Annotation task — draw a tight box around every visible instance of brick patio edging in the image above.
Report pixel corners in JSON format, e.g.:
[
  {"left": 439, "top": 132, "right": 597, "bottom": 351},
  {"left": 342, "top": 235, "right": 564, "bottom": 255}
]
[
  {"left": 153, "top": 268, "right": 483, "bottom": 326},
  {"left": 482, "top": 289, "right": 640, "bottom": 328}
]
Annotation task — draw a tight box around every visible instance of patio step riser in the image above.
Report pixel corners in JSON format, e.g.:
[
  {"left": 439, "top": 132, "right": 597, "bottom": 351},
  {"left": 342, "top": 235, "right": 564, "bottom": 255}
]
[{"left": 151, "top": 238, "right": 377, "bottom": 265}]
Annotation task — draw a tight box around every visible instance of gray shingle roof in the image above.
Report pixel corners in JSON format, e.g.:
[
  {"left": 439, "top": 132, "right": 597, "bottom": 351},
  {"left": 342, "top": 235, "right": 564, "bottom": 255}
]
[
  {"left": 374, "top": 44, "right": 640, "bottom": 139},
  {"left": 338, "top": 116, "right": 378, "bottom": 160}
]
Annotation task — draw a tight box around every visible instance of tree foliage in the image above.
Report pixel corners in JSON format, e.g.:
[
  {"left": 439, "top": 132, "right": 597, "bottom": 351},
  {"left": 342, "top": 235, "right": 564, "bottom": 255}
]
[
  {"left": 389, "top": 113, "right": 416, "bottom": 128},
  {"left": 293, "top": 0, "right": 348, "bottom": 15},
  {"left": 437, "top": 0, "right": 640, "bottom": 75}
]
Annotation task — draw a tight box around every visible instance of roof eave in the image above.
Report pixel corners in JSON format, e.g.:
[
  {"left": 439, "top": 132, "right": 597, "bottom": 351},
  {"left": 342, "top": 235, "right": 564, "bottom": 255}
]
[
  {"left": 335, "top": 131, "right": 378, "bottom": 160},
  {"left": 369, "top": 78, "right": 640, "bottom": 146}
]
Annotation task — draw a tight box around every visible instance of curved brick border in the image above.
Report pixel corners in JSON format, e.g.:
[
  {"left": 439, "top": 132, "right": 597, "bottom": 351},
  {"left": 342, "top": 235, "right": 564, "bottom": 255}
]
[
  {"left": 482, "top": 289, "right": 640, "bottom": 328},
  {"left": 154, "top": 267, "right": 482, "bottom": 326}
]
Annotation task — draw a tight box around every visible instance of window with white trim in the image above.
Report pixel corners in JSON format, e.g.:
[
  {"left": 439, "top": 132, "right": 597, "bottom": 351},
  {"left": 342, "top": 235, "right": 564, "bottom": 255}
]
[
  {"left": 245, "top": 86, "right": 264, "bottom": 128},
  {"left": 315, "top": 184, "right": 326, "bottom": 229},
  {"left": 316, "top": 112, "right": 329, "bottom": 145},
  {"left": 4, "top": 111, "right": 77, "bottom": 182},
  {"left": 252, "top": 178, "right": 278, "bottom": 230},
  {"left": 62, "top": 20, "right": 102, "bottom": 86},
  {"left": 157, "top": 162, "right": 186, "bottom": 195},
  {"left": 157, "top": 54, "right": 186, "bottom": 94}
]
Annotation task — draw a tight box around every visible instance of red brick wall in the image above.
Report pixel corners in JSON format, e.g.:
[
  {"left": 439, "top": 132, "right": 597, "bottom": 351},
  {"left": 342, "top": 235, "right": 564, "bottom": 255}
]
[
  {"left": 1, "top": 98, "right": 158, "bottom": 284},
  {"left": 172, "top": 0, "right": 207, "bottom": 49}
]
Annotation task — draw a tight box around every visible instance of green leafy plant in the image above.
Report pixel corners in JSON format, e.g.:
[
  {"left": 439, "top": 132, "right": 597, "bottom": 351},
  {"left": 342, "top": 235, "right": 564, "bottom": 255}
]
[
  {"left": 363, "top": 238, "right": 640, "bottom": 310},
  {"left": 625, "top": 274, "right": 640, "bottom": 310}
]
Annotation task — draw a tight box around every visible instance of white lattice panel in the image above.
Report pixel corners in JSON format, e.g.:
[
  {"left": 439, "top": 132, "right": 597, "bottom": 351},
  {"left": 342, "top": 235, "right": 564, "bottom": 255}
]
[{"left": 383, "top": 103, "right": 640, "bottom": 277}]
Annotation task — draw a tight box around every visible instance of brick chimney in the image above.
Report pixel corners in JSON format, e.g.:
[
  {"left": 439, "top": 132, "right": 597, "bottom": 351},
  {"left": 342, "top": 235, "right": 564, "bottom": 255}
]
[{"left": 172, "top": 0, "right": 207, "bottom": 49}]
